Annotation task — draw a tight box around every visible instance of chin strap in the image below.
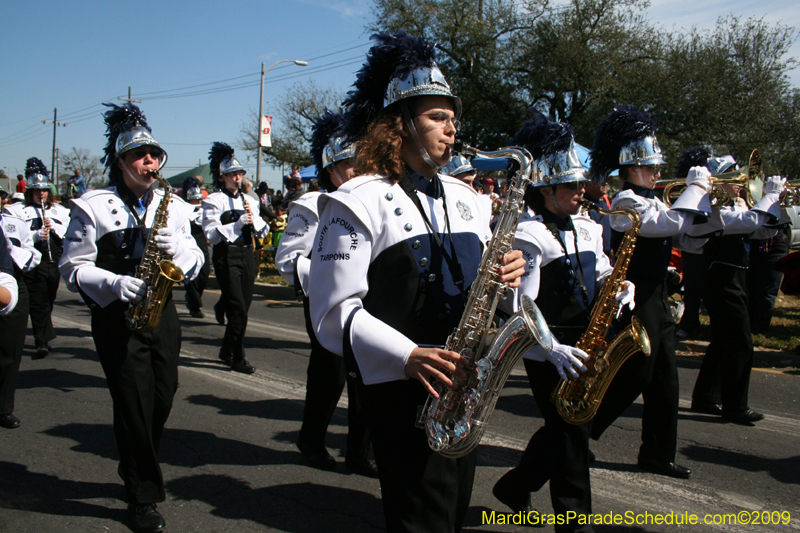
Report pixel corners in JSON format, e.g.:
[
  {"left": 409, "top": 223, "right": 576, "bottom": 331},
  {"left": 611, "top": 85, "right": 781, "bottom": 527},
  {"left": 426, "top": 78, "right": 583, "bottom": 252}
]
[{"left": 400, "top": 101, "right": 440, "bottom": 171}]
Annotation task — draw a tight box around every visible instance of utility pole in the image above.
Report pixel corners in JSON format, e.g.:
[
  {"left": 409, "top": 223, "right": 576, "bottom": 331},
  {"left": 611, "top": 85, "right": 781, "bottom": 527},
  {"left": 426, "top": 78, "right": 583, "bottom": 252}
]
[
  {"left": 42, "top": 108, "right": 67, "bottom": 189},
  {"left": 118, "top": 87, "right": 141, "bottom": 104}
]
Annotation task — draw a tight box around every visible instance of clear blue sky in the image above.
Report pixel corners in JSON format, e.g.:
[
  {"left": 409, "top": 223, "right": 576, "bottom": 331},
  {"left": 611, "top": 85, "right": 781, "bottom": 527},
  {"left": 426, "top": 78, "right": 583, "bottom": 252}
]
[{"left": 1, "top": 0, "right": 796, "bottom": 192}]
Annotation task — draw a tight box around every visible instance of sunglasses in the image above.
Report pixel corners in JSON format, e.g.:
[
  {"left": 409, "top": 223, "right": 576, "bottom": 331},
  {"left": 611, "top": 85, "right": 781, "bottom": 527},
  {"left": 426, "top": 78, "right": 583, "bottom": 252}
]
[
  {"left": 560, "top": 181, "right": 586, "bottom": 190},
  {"left": 645, "top": 165, "right": 662, "bottom": 175},
  {"left": 131, "top": 148, "right": 164, "bottom": 160}
]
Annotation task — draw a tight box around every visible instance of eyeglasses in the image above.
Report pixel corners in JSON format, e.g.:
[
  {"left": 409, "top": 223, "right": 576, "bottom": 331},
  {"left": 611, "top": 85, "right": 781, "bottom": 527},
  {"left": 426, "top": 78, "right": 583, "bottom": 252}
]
[
  {"left": 561, "top": 181, "right": 586, "bottom": 190},
  {"left": 131, "top": 148, "right": 163, "bottom": 160},
  {"left": 645, "top": 165, "right": 662, "bottom": 175},
  {"left": 419, "top": 112, "right": 460, "bottom": 130}
]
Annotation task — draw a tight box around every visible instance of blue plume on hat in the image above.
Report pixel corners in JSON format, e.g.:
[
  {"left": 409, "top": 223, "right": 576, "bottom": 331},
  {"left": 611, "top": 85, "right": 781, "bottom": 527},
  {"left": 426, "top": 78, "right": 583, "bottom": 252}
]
[
  {"left": 510, "top": 109, "right": 575, "bottom": 160},
  {"left": 101, "top": 102, "right": 150, "bottom": 170},
  {"left": 674, "top": 147, "right": 710, "bottom": 178},
  {"left": 589, "top": 106, "right": 657, "bottom": 183},
  {"left": 182, "top": 176, "right": 203, "bottom": 192},
  {"left": 25, "top": 157, "right": 49, "bottom": 178},
  {"left": 341, "top": 30, "right": 438, "bottom": 144},
  {"left": 209, "top": 142, "right": 235, "bottom": 187},
  {"left": 310, "top": 109, "right": 345, "bottom": 172}
]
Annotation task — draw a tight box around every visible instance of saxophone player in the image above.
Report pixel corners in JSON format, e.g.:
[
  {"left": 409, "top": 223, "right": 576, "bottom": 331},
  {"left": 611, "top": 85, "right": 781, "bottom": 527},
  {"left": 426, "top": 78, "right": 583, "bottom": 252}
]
[
  {"left": 587, "top": 107, "right": 711, "bottom": 480},
  {"left": 58, "top": 103, "right": 203, "bottom": 533},
  {"left": 308, "top": 31, "right": 525, "bottom": 533},
  {"left": 3, "top": 158, "right": 69, "bottom": 358},
  {"left": 202, "top": 142, "right": 267, "bottom": 374},
  {"left": 491, "top": 111, "right": 634, "bottom": 532}
]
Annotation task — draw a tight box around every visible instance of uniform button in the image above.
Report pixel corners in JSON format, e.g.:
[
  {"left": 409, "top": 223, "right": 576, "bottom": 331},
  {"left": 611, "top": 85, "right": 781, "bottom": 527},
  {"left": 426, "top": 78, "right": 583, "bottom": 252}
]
[
  {"left": 663, "top": 240, "right": 668, "bottom": 245},
  {"left": 385, "top": 193, "right": 393, "bottom": 201},
  {"left": 115, "top": 221, "right": 121, "bottom": 226},
  {"left": 119, "top": 232, "right": 124, "bottom": 237},
  {"left": 108, "top": 199, "right": 114, "bottom": 204},
  {"left": 121, "top": 243, "right": 127, "bottom": 249},
  {"left": 404, "top": 223, "right": 413, "bottom": 232},
  {"left": 395, "top": 208, "right": 403, "bottom": 216},
  {"left": 427, "top": 273, "right": 436, "bottom": 282},
  {"left": 420, "top": 258, "right": 428, "bottom": 267},
  {"left": 112, "top": 209, "right": 118, "bottom": 214},
  {"left": 412, "top": 240, "right": 421, "bottom": 250},
  {"left": 124, "top": 254, "right": 131, "bottom": 260},
  {"left": 348, "top": 372, "right": 357, "bottom": 378},
  {"left": 565, "top": 258, "right": 571, "bottom": 266}
]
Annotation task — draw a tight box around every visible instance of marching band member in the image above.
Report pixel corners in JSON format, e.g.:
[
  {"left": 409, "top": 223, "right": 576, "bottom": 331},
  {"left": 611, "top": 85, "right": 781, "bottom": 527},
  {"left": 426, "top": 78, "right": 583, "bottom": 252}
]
[
  {"left": 677, "top": 148, "right": 785, "bottom": 424},
  {"left": 0, "top": 212, "right": 39, "bottom": 429},
  {"left": 203, "top": 142, "right": 267, "bottom": 374},
  {"left": 587, "top": 107, "right": 711, "bottom": 479},
  {"left": 491, "top": 111, "right": 633, "bottom": 532},
  {"left": 3, "top": 158, "right": 69, "bottom": 357},
  {"left": 181, "top": 176, "right": 210, "bottom": 318},
  {"left": 276, "top": 110, "right": 376, "bottom": 477},
  {"left": 59, "top": 103, "right": 203, "bottom": 533},
  {"left": 308, "top": 31, "right": 526, "bottom": 532}
]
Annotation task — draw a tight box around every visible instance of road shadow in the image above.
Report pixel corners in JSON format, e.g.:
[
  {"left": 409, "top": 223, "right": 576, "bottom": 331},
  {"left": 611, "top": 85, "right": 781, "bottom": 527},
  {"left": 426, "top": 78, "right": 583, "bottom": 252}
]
[
  {"left": 166, "top": 474, "right": 385, "bottom": 532},
  {"left": 681, "top": 444, "right": 800, "bottom": 485},
  {"left": 184, "top": 394, "right": 307, "bottom": 424},
  {"left": 16, "top": 367, "right": 108, "bottom": 392}
]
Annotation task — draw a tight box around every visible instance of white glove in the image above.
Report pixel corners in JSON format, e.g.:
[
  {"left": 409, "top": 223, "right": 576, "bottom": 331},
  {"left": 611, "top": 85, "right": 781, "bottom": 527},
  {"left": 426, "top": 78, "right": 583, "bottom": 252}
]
[
  {"left": 763, "top": 175, "right": 786, "bottom": 197},
  {"left": 234, "top": 213, "right": 250, "bottom": 230},
  {"left": 112, "top": 275, "right": 147, "bottom": 303},
  {"left": 154, "top": 228, "right": 179, "bottom": 257},
  {"left": 614, "top": 280, "right": 636, "bottom": 318},
  {"left": 546, "top": 340, "right": 589, "bottom": 381},
  {"left": 34, "top": 229, "right": 47, "bottom": 242},
  {"left": 685, "top": 166, "right": 710, "bottom": 191}
]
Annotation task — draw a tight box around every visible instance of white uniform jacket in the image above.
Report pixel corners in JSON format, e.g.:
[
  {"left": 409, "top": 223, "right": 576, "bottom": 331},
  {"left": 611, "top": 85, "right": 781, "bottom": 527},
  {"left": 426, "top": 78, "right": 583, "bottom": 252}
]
[
  {"left": 1, "top": 212, "right": 41, "bottom": 273},
  {"left": 610, "top": 184, "right": 710, "bottom": 253},
  {"left": 0, "top": 223, "right": 19, "bottom": 315},
  {"left": 189, "top": 204, "right": 203, "bottom": 225},
  {"left": 59, "top": 187, "right": 203, "bottom": 309},
  {"left": 202, "top": 190, "right": 268, "bottom": 245},
  {"left": 275, "top": 191, "right": 321, "bottom": 295},
  {"left": 3, "top": 202, "right": 69, "bottom": 247},
  {"left": 502, "top": 209, "right": 613, "bottom": 362},
  {"left": 309, "top": 173, "right": 492, "bottom": 386}
]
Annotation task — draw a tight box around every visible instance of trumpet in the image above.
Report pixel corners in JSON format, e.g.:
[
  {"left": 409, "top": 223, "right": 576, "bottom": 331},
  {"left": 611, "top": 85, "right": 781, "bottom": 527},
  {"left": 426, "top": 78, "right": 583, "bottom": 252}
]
[
  {"left": 780, "top": 181, "right": 800, "bottom": 207},
  {"left": 659, "top": 149, "right": 764, "bottom": 208}
]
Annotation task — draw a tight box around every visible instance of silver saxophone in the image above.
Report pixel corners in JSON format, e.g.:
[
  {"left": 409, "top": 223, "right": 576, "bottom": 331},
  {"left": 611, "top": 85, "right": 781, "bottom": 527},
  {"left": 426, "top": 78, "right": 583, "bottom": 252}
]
[{"left": 417, "top": 141, "right": 553, "bottom": 458}]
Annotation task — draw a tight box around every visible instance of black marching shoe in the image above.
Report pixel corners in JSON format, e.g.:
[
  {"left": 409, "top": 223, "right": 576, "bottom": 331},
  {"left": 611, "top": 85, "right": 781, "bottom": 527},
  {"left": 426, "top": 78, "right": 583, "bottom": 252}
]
[
  {"left": 230, "top": 359, "right": 256, "bottom": 374},
  {"left": 691, "top": 400, "right": 723, "bottom": 416},
  {"left": 127, "top": 503, "right": 165, "bottom": 533},
  {"left": 0, "top": 414, "right": 21, "bottom": 429},
  {"left": 34, "top": 342, "right": 50, "bottom": 359},
  {"left": 297, "top": 440, "right": 336, "bottom": 471},
  {"left": 492, "top": 473, "right": 545, "bottom": 527},
  {"left": 188, "top": 307, "right": 205, "bottom": 319},
  {"left": 637, "top": 457, "right": 691, "bottom": 479},
  {"left": 345, "top": 455, "right": 379, "bottom": 478},
  {"left": 722, "top": 408, "right": 765, "bottom": 425},
  {"left": 218, "top": 351, "right": 233, "bottom": 366},
  {"left": 214, "top": 304, "right": 225, "bottom": 325}
]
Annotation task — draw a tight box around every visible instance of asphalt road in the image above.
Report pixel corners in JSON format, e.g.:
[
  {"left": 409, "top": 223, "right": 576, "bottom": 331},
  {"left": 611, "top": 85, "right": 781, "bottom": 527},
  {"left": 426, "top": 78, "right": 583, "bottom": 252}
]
[{"left": 1, "top": 284, "right": 799, "bottom": 532}]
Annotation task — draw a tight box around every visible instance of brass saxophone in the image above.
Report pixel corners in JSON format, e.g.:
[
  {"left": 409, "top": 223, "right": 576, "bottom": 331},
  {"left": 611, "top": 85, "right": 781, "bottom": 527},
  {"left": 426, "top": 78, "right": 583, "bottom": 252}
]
[
  {"left": 552, "top": 198, "right": 651, "bottom": 425},
  {"left": 124, "top": 170, "right": 186, "bottom": 332},
  {"left": 417, "top": 141, "right": 553, "bottom": 458}
]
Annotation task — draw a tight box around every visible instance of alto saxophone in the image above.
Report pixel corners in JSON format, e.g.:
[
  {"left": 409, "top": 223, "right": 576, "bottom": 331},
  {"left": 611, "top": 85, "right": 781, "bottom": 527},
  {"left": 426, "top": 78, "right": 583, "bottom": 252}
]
[
  {"left": 124, "top": 170, "right": 186, "bottom": 332},
  {"left": 552, "top": 198, "right": 651, "bottom": 424},
  {"left": 417, "top": 141, "right": 553, "bottom": 458}
]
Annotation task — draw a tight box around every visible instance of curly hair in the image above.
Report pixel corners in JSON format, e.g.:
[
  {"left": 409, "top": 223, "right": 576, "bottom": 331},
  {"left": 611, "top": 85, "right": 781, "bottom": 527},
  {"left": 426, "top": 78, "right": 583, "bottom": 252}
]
[{"left": 352, "top": 110, "right": 406, "bottom": 182}]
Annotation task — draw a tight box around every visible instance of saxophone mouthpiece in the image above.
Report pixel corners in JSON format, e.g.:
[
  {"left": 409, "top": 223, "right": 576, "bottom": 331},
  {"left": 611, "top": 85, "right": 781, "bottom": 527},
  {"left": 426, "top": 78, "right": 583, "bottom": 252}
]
[{"left": 449, "top": 140, "right": 478, "bottom": 156}]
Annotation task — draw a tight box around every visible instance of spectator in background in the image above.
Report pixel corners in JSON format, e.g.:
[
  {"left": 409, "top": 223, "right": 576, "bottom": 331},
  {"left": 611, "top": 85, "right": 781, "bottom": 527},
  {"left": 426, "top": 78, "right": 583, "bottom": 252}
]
[
  {"left": 241, "top": 178, "right": 259, "bottom": 202},
  {"left": 284, "top": 176, "right": 304, "bottom": 204},
  {"left": 286, "top": 163, "right": 302, "bottom": 181},
  {"left": 269, "top": 203, "right": 287, "bottom": 249},
  {"left": 307, "top": 179, "right": 321, "bottom": 192},
  {"left": 256, "top": 182, "right": 276, "bottom": 224},
  {"left": 68, "top": 169, "right": 88, "bottom": 199},
  {"left": 16, "top": 175, "right": 25, "bottom": 194}
]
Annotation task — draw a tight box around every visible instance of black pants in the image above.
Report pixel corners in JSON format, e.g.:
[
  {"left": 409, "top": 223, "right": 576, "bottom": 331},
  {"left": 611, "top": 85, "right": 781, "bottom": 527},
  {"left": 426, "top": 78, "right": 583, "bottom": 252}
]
[
  {"left": 297, "top": 296, "right": 370, "bottom": 460},
  {"left": 92, "top": 298, "right": 180, "bottom": 504},
  {"left": 213, "top": 244, "right": 255, "bottom": 361},
  {"left": 0, "top": 282, "right": 29, "bottom": 416},
  {"left": 591, "top": 281, "right": 679, "bottom": 464},
  {"left": 748, "top": 234, "right": 787, "bottom": 335},
  {"left": 23, "top": 260, "right": 59, "bottom": 347},
  {"left": 185, "top": 230, "right": 210, "bottom": 313},
  {"left": 677, "top": 251, "right": 704, "bottom": 334},
  {"left": 501, "top": 359, "right": 593, "bottom": 533},
  {"left": 693, "top": 264, "right": 753, "bottom": 411},
  {"left": 360, "top": 378, "right": 477, "bottom": 533}
]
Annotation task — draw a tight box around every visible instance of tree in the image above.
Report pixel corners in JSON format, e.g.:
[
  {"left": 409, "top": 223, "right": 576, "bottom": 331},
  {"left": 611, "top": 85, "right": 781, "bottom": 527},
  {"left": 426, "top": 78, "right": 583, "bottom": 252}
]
[
  {"left": 239, "top": 80, "right": 344, "bottom": 171},
  {"left": 62, "top": 147, "right": 105, "bottom": 189}
]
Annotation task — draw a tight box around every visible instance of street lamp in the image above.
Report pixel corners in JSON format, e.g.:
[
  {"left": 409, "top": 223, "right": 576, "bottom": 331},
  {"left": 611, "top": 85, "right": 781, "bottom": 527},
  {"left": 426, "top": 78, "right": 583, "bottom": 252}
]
[{"left": 256, "top": 59, "right": 309, "bottom": 186}]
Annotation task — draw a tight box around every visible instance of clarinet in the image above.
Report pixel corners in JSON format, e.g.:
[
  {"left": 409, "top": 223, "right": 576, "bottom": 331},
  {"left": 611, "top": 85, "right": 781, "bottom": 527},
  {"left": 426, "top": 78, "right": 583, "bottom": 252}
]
[
  {"left": 39, "top": 203, "right": 53, "bottom": 264},
  {"left": 239, "top": 186, "right": 257, "bottom": 249}
]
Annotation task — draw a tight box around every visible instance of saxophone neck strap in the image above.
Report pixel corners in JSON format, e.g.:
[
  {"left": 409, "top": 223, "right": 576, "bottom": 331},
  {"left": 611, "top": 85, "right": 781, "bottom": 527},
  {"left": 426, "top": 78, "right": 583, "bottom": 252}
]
[
  {"left": 544, "top": 215, "right": 591, "bottom": 310},
  {"left": 398, "top": 172, "right": 466, "bottom": 298}
]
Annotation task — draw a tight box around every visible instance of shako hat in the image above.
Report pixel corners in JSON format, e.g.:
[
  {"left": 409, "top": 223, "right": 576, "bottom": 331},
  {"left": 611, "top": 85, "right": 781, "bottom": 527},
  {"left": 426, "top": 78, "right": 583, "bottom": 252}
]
[
  {"left": 441, "top": 154, "right": 475, "bottom": 177},
  {"left": 24, "top": 157, "right": 51, "bottom": 190},
  {"left": 209, "top": 142, "right": 246, "bottom": 188},
  {"left": 101, "top": 103, "right": 167, "bottom": 185},
  {"left": 310, "top": 109, "right": 354, "bottom": 192},
  {"left": 181, "top": 176, "right": 204, "bottom": 201}
]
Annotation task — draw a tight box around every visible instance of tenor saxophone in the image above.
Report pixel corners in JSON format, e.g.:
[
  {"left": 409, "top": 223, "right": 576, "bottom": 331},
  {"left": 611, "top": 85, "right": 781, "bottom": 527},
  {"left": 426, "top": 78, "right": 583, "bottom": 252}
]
[
  {"left": 417, "top": 141, "right": 553, "bottom": 458},
  {"left": 552, "top": 199, "right": 651, "bottom": 424},
  {"left": 124, "top": 170, "right": 186, "bottom": 332}
]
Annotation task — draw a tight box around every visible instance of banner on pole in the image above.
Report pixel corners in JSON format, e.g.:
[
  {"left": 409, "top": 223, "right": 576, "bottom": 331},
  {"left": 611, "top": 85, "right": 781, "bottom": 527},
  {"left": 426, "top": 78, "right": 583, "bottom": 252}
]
[{"left": 259, "top": 115, "right": 273, "bottom": 147}]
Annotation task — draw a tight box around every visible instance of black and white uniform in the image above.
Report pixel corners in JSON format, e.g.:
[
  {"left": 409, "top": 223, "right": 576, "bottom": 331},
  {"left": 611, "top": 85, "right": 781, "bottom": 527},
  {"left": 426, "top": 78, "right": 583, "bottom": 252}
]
[
  {"left": 498, "top": 208, "right": 612, "bottom": 532},
  {"left": 184, "top": 204, "right": 210, "bottom": 315},
  {"left": 689, "top": 195, "right": 781, "bottom": 412},
  {"left": 590, "top": 183, "right": 708, "bottom": 466},
  {"left": 202, "top": 189, "right": 267, "bottom": 362},
  {"left": 1, "top": 214, "right": 38, "bottom": 419},
  {"left": 310, "top": 172, "right": 491, "bottom": 533},
  {"left": 3, "top": 201, "right": 69, "bottom": 349},
  {"left": 276, "top": 191, "right": 370, "bottom": 464},
  {"left": 59, "top": 183, "right": 202, "bottom": 505}
]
